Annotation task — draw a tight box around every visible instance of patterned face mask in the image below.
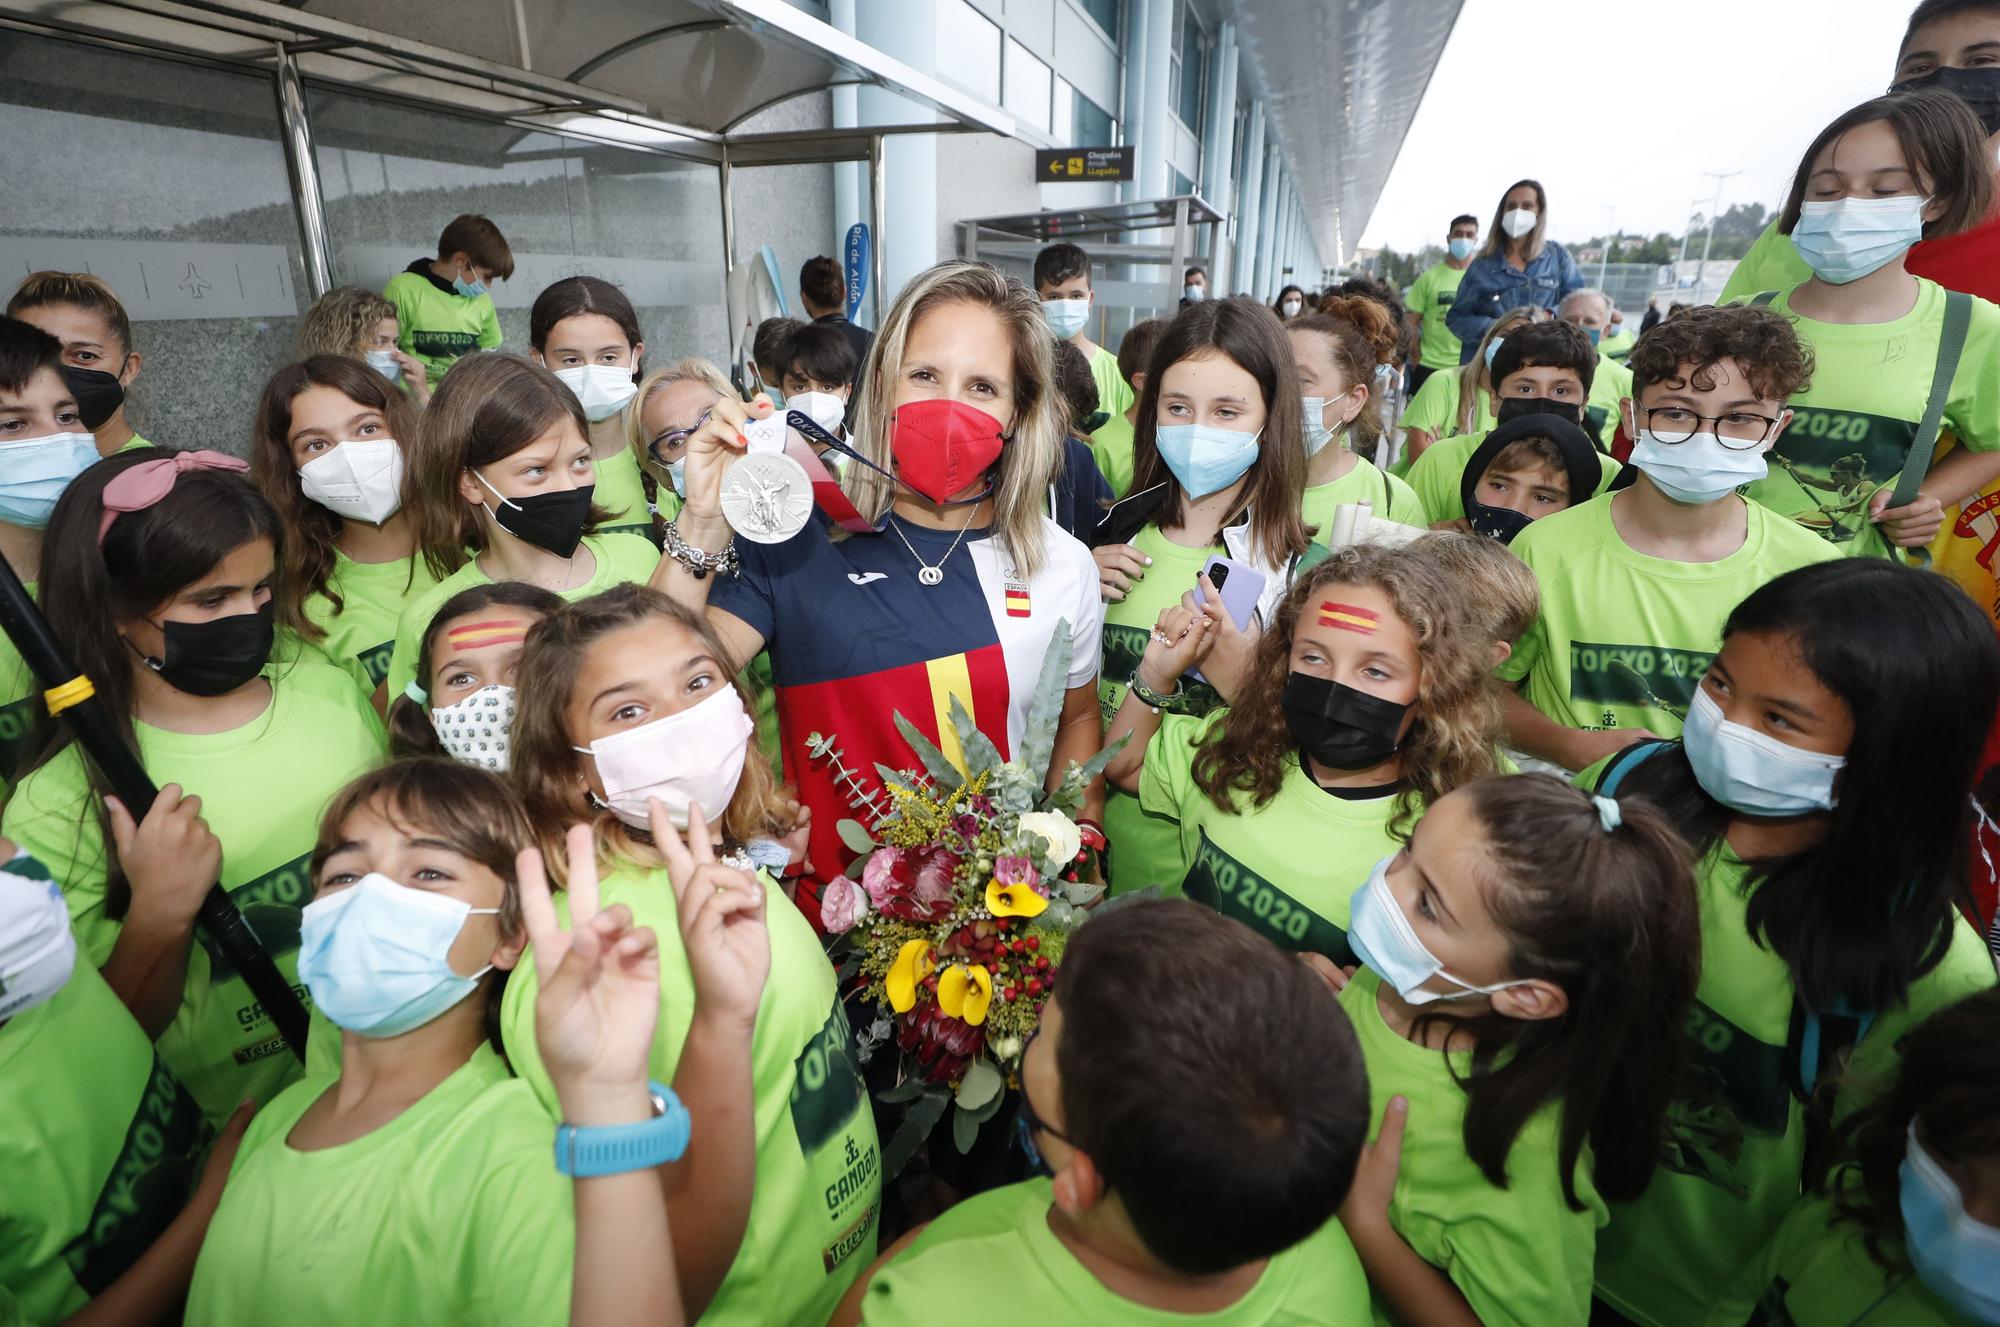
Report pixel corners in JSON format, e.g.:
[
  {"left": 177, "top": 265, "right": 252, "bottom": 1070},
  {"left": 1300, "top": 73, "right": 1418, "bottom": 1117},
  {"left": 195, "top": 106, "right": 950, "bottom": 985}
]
[{"left": 430, "top": 684, "right": 517, "bottom": 772}]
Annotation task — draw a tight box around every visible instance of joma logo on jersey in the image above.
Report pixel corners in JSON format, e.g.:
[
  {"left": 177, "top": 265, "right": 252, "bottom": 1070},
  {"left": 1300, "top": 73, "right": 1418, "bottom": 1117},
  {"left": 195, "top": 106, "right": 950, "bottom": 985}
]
[{"left": 1567, "top": 641, "right": 1712, "bottom": 709}]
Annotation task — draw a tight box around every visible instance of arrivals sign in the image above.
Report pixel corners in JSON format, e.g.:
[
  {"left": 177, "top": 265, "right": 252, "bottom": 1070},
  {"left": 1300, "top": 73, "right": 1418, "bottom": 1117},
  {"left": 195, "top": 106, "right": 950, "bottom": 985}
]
[{"left": 1035, "top": 146, "right": 1135, "bottom": 182}]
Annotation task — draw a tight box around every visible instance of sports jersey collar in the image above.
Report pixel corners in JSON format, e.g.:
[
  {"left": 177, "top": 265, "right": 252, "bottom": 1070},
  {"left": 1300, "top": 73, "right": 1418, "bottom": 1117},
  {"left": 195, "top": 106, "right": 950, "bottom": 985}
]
[{"left": 404, "top": 256, "right": 460, "bottom": 297}]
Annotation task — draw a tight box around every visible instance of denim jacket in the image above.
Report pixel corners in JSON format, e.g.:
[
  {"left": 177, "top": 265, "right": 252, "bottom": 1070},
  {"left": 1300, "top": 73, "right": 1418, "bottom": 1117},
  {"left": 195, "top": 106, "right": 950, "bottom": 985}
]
[{"left": 1445, "top": 240, "right": 1585, "bottom": 359}]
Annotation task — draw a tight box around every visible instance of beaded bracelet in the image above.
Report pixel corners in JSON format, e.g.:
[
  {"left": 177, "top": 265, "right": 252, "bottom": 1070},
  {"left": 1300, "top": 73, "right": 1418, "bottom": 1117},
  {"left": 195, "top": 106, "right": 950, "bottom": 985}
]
[
  {"left": 1126, "top": 668, "right": 1186, "bottom": 714},
  {"left": 662, "top": 518, "right": 739, "bottom": 580}
]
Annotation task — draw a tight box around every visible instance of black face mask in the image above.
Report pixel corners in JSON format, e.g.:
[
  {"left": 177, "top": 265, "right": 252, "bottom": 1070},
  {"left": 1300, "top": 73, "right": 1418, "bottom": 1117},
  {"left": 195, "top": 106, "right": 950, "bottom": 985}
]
[
  {"left": 1902, "top": 64, "right": 2000, "bottom": 136},
  {"left": 62, "top": 363, "right": 126, "bottom": 431},
  {"left": 135, "top": 603, "right": 274, "bottom": 697},
  {"left": 1497, "top": 395, "right": 1583, "bottom": 427},
  {"left": 483, "top": 480, "right": 594, "bottom": 558},
  {"left": 1282, "top": 671, "right": 1410, "bottom": 771},
  {"left": 1466, "top": 502, "right": 1535, "bottom": 544}
]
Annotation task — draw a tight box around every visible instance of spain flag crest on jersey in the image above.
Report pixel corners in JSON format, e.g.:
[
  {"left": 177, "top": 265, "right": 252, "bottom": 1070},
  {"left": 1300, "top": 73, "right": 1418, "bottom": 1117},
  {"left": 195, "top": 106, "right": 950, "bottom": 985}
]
[{"left": 1004, "top": 577, "right": 1032, "bottom": 618}]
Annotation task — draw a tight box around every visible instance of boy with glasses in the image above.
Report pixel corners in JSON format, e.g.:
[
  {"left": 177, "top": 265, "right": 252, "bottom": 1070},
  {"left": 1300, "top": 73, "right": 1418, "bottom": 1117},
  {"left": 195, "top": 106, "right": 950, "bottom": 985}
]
[
  {"left": 1499, "top": 305, "right": 1840, "bottom": 773},
  {"left": 829, "top": 898, "right": 1373, "bottom": 1325}
]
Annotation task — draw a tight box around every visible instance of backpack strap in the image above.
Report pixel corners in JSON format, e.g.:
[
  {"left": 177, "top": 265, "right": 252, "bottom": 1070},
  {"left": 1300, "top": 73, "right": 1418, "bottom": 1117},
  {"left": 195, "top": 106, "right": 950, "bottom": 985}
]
[
  {"left": 1789, "top": 1001, "right": 1879, "bottom": 1183},
  {"left": 1590, "top": 738, "right": 1675, "bottom": 796},
  {"left": 1891, "top": 289, "right": 1973, "bottom": 568},
  {"left": 1750, "top": 290, "right": 1780, "bottom": 307}
]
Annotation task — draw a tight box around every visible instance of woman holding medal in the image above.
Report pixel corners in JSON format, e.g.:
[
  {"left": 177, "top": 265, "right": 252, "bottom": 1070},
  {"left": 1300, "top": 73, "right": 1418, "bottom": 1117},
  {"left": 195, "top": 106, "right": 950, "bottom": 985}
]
[{"left": 650, "top": 259, "right": 1105, "bottom": 931}]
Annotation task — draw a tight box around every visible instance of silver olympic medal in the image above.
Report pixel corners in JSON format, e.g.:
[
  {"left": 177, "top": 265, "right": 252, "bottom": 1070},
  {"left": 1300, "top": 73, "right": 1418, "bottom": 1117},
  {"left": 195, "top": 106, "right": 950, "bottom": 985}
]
[{"left": 719, "top": 451, "right": 814, "bottom": 544}]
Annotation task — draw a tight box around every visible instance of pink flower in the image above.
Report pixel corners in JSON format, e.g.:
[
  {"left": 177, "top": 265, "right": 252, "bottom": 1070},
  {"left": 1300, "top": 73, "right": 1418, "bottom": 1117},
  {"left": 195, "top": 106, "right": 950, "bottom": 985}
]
[
  {"left": 993, "top": 855, "right": 1039, "bottom": 888},
  {"left": 820, "top": 876, "right": 869, "bottom": 932},
  {"left": 910, "top": 846, "right": 961, "bottom": 909},
  {"left": 860, "top": 844, "right": 962, "bottom": 921},
  {"left": 860, "top": 847, "right": 908, "bottom": 909}
]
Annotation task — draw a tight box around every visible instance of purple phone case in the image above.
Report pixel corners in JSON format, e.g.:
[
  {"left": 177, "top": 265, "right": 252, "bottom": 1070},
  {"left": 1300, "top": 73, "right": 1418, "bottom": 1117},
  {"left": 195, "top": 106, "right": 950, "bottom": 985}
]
[{"left": 1199, "top": 556, "right": 1264, "bottom": 632}]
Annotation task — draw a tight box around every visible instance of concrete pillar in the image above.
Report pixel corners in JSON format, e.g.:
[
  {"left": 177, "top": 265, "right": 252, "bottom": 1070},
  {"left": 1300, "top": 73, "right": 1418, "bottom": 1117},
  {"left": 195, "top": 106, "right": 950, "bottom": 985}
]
[
  {"left": 855, "top": 0, "right": 939, "bottom": 309},
  {"left": 1199, "top": 22, "right": 1239, "bottom": 291},
  {"left": 1252, "top": 149, "right": 1282, "bottom": 298},
  {"left": 831, "top": 0, "right": 865, "bottom": 294},
  {"left": 1134, "top": 0, "right": 1175, "bottom": 200},
  {"left": 1232, "top": 101, "right": 1265, "bottom": 296},
  {"left": 1119, "top": 0, "right": 1149, "bottom": 205}
]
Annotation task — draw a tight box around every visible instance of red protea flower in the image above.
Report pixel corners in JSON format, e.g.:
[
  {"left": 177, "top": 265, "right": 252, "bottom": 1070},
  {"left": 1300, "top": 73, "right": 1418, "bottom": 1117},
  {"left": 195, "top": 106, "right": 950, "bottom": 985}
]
[{"left": 896, "top": 1002, "right": 987, "bottom": 1085}]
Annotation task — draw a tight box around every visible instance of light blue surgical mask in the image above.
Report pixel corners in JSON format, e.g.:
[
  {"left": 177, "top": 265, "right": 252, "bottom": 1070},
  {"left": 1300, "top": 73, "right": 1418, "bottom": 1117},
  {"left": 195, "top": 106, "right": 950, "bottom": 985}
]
[
  {"left": 298, "top": 873, "right": 499, "bottom": 1038},
  {"left": 1584, "top": 326, "right": 1602, "bottom": 348},
  {"left": 1154, "top": 422, "right": 1261, "bottom": 498},
  {"left": 1900, "top": 1123, "right": 2000, "bottom": 1324},
  {"left": 1349, "top": 856, "right": 1530, "bottom": 1006},
  {"left": 1302, "top": 396, "right": 1334, "bottom": 457},
  {"left": 1448, "top": 237, "right": 1476, "bottom": 261},
  {"left": 1630, "top": 428, "right": 1768, "bottom": 505},
  {"left": 665, "top": 457, "right": 687, "bottom": 497},
  {"left": 1043, "top": 298, "right": 1089, "bottom": 339},
  {"left": 1791, "top": 195, "right": 1926, "bottom": 285},
  {"left": 1683, "top": 685, "right": 1844, "bottom": 816},
  {"left": 0, "top": 431, "right": 99, "bottom": 529},
  {"left": 452, "top": 266, "right": 489, "bottom": 298},
  {"left": 1483, "top": 336, "right": 1505, "bottom": 370}
]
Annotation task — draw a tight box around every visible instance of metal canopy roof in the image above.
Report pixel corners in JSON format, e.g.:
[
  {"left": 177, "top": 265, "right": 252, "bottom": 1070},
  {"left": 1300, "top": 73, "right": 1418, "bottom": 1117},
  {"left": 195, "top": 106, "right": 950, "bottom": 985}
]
[
  {"left": 0, "top": 0, "right": 1017, "bottom": 163},
  {"left": 965, "top": 195, "right": 1224, "bottom": 243},
  {"left": 1231, "top": 0, "right": 1463, "bottom": 263}
]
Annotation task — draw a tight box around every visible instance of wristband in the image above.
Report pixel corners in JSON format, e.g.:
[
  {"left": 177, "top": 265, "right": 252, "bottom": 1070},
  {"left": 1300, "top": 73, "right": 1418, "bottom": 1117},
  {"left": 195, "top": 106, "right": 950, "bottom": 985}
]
[
  {"left": 1126, "top": 668, "right": 1185, "bottom": 714},
  {"left": 662, "top": 518, "right": 739, "bottom": 580},
  {"left": 554, "top": 1080, "right": 691, "bottom": 1177}
]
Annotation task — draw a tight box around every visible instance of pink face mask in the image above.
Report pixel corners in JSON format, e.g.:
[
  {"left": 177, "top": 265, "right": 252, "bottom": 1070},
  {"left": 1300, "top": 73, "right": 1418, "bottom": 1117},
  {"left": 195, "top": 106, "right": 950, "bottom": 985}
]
[{"left": 574, "top": 688, "right": 755, "bottom": 829}]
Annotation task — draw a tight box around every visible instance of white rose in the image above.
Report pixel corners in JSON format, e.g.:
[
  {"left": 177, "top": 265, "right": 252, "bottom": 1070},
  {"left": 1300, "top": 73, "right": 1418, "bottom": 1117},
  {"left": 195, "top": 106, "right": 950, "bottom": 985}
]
[{"left": 1018, "top": 811, "right": 1081, "bottom": 866}]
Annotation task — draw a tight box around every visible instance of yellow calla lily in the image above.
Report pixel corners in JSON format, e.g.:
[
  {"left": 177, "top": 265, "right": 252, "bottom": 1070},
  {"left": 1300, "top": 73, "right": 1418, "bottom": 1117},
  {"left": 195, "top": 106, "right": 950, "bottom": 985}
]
[
  {"left": 886, "top": 939, "right": 934, "bottom": 1013},
  {"left": 937, "top": 963, "right": 995, "bottom": 1026},
  {"left": 986, "top": 878, "right": 1050, "bottom": 919}
]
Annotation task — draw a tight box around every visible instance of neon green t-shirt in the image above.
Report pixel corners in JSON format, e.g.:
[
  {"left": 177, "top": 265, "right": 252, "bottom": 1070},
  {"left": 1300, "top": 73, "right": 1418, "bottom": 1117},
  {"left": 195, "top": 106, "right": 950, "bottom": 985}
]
[
  {"left": 1098, "top": 523, "right": 1228, "bottom": 895},
  {"left": 0, "top": 960, "right": 209, "bottom": 1327},
  {"left": 1406, "top": 429, "right": 1622, "bottom": 526},
  {"left": 1600, "top": 330, "right": 1637, "bottom": 362},
  {"left": 1407, "top": 262, "right": 1469, "bottom": 370},
  {"left": 1586, "top": 830, "right": 1996, "bottom": 1327},
  {"left": 861, "top": 1177, "right": 1373, "bottom": 1326},
  {"left": 1737, "top": 1171, "right": 1965, "bottom": 1327},
  {"left": 185, "top": 1044, "right": 572, "bottom": 1326},
  {"left": 500, "top": 863, "right": 880, "bottom": 1327},
  {"left": 300, "top": 550, "right": 443, "bottom": 694},
  {"left": 1302, "top": 457, "right": 1429, "bottom": 538},
  {"left": 1584, "top": 352, "right": 1634, "bottom": 452},
  {"left": 116, "top": 432, "right": 155, "bottom": 454},
  {"left": 385, "top": 532, "right": 661, "bottom": 699},
  {"left": 1400, "top": 367, "right": 1493, "bottom": 445},
  {"left": 382, "top": 269, "right": 503, "bottom": 386},
  {"left": 1743, "top": 281, "right": 2000, "bottom": 559},
  {"left": 591, "top": 443, "right": 654, "bottom": 540},
  {"left": 1089, "top": 412, "right": 1137, "bottom": 498},
  {"left": 1139, "top": 712, "right": 1403, "bottom": 962},
  {"left": 1088, "top": 343, "right": 1135, "bottom": 422},
  {"left": 1500, "top": 493, "right": 1838, "bottom": 741},
  {"left": 1339, "top": 966, "right": 1607, "bottom": 1327},
  {"left": 0, "top": 579, "right": 38, "bottom": 790},
  {"left": 1, "top": 657, "right": 387, "bottom": 1124},
  {"left": 1720, "top": 221, "right": 1811, "bottom": 306}
]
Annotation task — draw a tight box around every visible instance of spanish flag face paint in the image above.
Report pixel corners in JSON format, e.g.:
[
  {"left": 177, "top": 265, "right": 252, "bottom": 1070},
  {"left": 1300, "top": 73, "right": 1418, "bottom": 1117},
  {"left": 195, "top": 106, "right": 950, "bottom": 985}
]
[
  {"left": 1317, "top": 601, "right": 1380, "bottom": 635},
  {"left": 445, "top": 619, "right": 531, "bottom": 651}
]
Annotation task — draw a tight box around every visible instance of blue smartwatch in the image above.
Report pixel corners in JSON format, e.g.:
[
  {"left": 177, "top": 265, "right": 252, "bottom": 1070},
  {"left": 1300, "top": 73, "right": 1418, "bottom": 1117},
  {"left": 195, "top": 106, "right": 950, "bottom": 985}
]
[{"left": 554, "top": 1080, "right": 691, "bottom": 1178}]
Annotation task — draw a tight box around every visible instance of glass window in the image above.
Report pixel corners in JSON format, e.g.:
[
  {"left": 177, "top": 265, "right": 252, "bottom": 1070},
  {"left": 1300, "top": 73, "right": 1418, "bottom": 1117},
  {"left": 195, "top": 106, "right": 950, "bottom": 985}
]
[
  {"left": 0, "top": 32, "right": 309, "bottom": 453},
  {"left": 1176, "top": 4, "right": 1206, "bottom": 130},
  {"left": 938, "top": 1, "right": 1002, "bottom": 105},
  {"left": 1074, "top": 0, "right": 1120, "bottom": 39},
  {"left": 1073, "top": 90, "right": 1116, "bottom": 148},
  {"left": 308, "top": 88, "right": 727, "bottom": 368},
  {"left": 1003, "top": 39, "right": 1053, "bottom": 134},
  {"left": 1052, "top": 76, "right": 1073, "bottom": 145}
]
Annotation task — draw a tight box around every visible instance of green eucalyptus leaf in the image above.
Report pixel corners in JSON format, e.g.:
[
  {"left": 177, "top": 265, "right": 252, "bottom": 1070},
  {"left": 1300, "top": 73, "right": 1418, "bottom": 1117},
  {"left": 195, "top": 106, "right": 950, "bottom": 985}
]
[
  {"left": 949, "top": 697, "right": 1005, "bottom": 776},
  {"left": 952, "top": 1101, "right": 982, "bottom": 1154},
  {"left": 836, "top": 818, "right": 877, "bottom": 854},
  {"left": 879, "top": 1074, "right": 930, "bottom": 1104},
  {"left": 894, "top": 713, "right": 965, "bottom": 789},
  {"left": 1016, "top": 618, "right": 1073, "bottom": 783},
  {"left": 954, "top": 1057, "right": 1004, "bottom": 1112},
  {"left": 882, "top": 1089, "right": 950, "bottom": 1178}
]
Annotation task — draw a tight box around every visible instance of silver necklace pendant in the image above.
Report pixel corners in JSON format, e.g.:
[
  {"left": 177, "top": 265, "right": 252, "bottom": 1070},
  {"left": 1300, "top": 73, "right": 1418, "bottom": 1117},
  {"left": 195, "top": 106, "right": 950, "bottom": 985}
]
[
  {"left": 917, "top": 565, "right": 944, "bottom": 586},
  {"left": 719, "top": 452, "right": 813, "bottom": 544}
]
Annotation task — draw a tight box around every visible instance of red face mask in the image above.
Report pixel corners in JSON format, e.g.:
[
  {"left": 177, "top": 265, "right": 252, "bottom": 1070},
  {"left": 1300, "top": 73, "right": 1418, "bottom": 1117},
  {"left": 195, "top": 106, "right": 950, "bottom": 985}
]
[{"left": 889, "top": 398, "right": 1006, "bottom": 503}]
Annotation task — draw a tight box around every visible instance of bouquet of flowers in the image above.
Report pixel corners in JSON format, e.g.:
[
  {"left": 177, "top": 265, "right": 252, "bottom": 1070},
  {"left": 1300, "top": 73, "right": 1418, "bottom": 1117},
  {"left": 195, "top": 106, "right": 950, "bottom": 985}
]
[{"left": 807, "top": 620, "right": 1118, "bottom": 1171}]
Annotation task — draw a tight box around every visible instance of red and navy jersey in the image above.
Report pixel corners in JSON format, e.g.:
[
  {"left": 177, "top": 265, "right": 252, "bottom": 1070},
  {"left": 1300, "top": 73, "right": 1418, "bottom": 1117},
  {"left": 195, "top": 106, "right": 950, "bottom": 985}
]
[{"left": 711, "top": 513, "right": 1101, "bottom": 930}]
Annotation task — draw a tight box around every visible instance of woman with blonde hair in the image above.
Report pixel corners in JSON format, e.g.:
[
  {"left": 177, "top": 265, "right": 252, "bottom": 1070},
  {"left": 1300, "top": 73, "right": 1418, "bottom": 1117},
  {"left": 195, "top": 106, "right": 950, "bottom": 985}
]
[
  {"left": 626, "top": 356, "right": 737, "bottom": 527},
  {"left": 1102, "top": 543, "right": 1501, "bottom": 962},
  {"left": 650, "top": 258, "right": 1104, "bottom": 931},
  {"left": 1445, "top": 179, "right": 1584, "bottom": 356},
  {"left": 502, "top": 582, "right": 878, "bottom": 1326},
  {"left": 296, "top": 285, "right": 429, "bottom": 405}
]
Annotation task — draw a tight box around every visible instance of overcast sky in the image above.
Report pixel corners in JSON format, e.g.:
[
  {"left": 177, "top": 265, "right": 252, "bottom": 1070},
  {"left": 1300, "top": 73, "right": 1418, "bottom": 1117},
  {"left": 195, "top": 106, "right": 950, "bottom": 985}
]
[{"left": 1356, "top": 0, "right": 1912, "bottom": 254}]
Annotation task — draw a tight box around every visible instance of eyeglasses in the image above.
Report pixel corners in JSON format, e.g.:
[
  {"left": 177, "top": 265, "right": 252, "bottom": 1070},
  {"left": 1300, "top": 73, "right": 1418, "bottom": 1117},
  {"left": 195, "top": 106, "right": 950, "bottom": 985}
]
[
  {"left": 1641, "top": 406, "right": 1780, "bottom": 450},
  {"left": 648, "top": 408, "right": 711, "bottom": 465},
  {"left": 1017, "top": 1027, "right": 1074, "bottom": 1167}
]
